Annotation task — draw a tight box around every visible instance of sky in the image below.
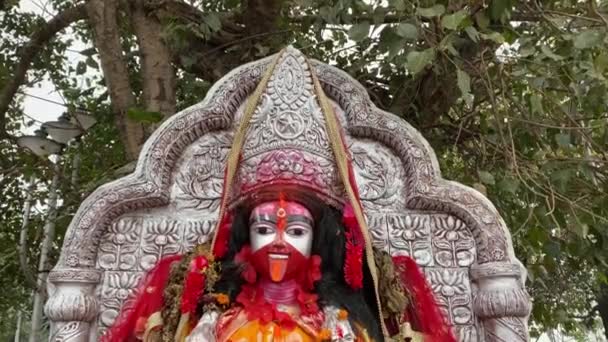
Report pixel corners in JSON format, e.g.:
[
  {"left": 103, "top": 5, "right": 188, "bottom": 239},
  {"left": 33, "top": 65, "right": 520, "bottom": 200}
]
[{"left": 18, "top": 0, "right": 90, "bottom": 134}]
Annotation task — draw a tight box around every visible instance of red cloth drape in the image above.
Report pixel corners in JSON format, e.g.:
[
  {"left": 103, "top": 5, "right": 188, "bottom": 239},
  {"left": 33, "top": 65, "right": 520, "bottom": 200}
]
[
  {"left": 393, "top": 255, "right": 457, "bottom": 342},
  {"left": 101, "top": 255, "right": 182, "bottom": 342}
]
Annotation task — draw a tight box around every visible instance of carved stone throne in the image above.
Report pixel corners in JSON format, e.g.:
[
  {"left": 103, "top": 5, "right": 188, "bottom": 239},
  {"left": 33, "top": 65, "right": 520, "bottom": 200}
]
[{"left": 46, "top": 48, "right": 531, "bottom": 342}]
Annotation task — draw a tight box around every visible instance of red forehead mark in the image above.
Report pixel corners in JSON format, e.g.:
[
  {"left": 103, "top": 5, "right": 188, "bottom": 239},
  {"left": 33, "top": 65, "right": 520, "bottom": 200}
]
[{"left": 277, "top": 193, "right": 287, "bottom": 231}]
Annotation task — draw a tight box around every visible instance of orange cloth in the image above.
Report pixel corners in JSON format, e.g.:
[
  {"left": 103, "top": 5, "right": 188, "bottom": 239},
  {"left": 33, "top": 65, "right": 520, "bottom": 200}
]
[{"left": 228, "top": 320, "right": 315, "bottom": 342}]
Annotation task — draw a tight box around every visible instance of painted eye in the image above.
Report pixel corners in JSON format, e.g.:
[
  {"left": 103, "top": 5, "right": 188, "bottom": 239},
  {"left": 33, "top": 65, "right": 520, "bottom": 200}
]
[
  {"left": 255, "top": 226, "right": 274, "bottom": 235},
  {"left": 287, "top": 227, "right": 307, "bottom": 237}
]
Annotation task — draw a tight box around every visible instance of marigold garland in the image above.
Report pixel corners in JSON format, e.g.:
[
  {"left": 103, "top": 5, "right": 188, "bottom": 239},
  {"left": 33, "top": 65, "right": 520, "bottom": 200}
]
[
  {"left": 337, "top": 309, "right": 349, "bottom": 321},
  {"left": 215, "top": 293, "right": 230, "bottom": 305},
  {"left": 180, "top": 256, "right": 209, "bottom": 315},
  {"left": 318, "top": 328, "right": 332, "bottom": 340}
]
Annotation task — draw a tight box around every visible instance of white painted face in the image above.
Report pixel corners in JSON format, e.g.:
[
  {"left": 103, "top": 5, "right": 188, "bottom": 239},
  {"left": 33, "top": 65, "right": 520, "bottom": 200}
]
[{"left": 249, "top": 201, "right": 314, "bottom": 257}]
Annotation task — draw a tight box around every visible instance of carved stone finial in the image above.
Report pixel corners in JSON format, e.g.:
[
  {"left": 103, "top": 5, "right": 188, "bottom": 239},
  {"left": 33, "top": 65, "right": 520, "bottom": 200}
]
[
  {"left": 45, "top": 269, "right": 101, "bottom": 342},
  {"left": 471, "top": 263, "right": 532, "bottom": 341}
]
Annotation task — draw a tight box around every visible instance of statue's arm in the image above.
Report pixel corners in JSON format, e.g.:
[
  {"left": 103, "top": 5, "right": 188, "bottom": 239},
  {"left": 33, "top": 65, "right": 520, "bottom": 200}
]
[{"left": 185, "top": 310, "right": 220, "bottom": 342}]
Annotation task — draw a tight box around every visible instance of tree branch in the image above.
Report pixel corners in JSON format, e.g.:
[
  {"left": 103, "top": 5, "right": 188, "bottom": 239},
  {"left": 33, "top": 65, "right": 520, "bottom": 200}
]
[
  {"left": 289, "top": 10, "right": 545, "bottom": 24},
  {"left": 243, "top": 0, "right": 281, "bottom": 36},
  {"left": 0, "top": 4, "right": 87, "bottom": 138}
]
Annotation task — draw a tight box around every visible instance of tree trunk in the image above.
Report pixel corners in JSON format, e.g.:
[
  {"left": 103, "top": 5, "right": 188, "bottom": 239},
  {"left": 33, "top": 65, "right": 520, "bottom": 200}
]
[
  {"left": 598, "top": 284, "right": 608, "bottom": 339},
  {"left": 18, "top": 176, "right": 36, "bottom": 289},
  {"left": 131, "top": 0, "right": 176, "bottom": 125},
  {"left": 86, "top": 0, "right": 144, "bottom": 161},
  {"left": 14, "top": 311, "right": 22, "bottom": 342},
  {"left": 29, "top": 163, "right": 60, "bottom": 342}
]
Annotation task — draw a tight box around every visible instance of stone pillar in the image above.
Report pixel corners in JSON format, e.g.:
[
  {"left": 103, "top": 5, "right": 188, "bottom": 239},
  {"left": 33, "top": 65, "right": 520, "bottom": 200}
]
[
  {"left": 471, "top": 263, "right": 531, "bottom": 342},
  {"left": 45, "top": 269, "right": 101, "bottom": 342}
]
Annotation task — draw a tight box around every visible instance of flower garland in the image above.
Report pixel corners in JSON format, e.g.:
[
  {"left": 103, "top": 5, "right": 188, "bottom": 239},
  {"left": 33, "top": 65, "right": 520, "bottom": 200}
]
[
  {"left": 236, "top": 284, "right": 298, "bottom": 330},
  {"left": 180, "top": 255, "right": 210, "bottom": 315}
]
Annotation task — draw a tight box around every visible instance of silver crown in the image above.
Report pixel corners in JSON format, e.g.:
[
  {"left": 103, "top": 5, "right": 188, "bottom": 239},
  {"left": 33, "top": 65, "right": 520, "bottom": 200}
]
[{"left": 232, "top": 47, "right": 345, "bottom": 206}]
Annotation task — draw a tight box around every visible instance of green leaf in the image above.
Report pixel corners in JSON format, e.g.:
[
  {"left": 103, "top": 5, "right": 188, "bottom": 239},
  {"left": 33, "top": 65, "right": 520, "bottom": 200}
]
[
  {"left": 478, "top": 170, "right": 496, "bottom": 185},
  {"left": 526, "top": 266, "right": 535, "bottom": 282},
  {"left": 439, "top": 34, "right": 458, "bottom": 55},
  {"left": 574, "top": 223, "right": 589, "bottom": 238},
  {"left": 389, "top": 0, "right": 406, "bottom": 12},
  {"left": 465, "top": 26, "right": 480, "bottom": 42},
  {"left": 441, "top": 10, "right": 468, "bottom": 30},
  {"left": 416, "top": 5, "right": 445, "bottom": 18},
  {"left": 405, "top": 48, "right": 436, "bottom": 74},
  {"left": 530, "top": 94, "right": 543, "bottom": 114},
  {"left": 396, "top": 23, "right": 418, "bottom": 40},
  {"left": 555, "top": 133, "right": 571, "bottom": 148},
  {"left": 348, "top": 22, "right": 370, "bottom": 42},
  {"left": 594, "top": 52, "right": 608, "bottom": 73},
  {"left": 79, "top": 47, "right": 96, "bottom": 57},
  {"left": 127, "top": 108, "right": 163, "bottom": 123},
  {"left": 540, "top": 45, "right": 563, "bottom": 61},
  {"left": 573, "top": 30, "right": 604, "bottom": 49},
  {"left": 456, "top": 69, "right": 471, "bottom": 94},
  {"left": 379, "top": 26, "right": 405, "bottom": 58},
  {"left": 319, "top": 6, "right": 338, "bottom": 23},
  {"left": 474, "top": 12, "right": 490, "bottom": 29},
  {"left": 556, "top": 309, "right": 569, "bottom": 323},
  {"left": 544, "top": 240, "right": 561, "bottom": 259},
  {"left": 76, "top": 61, "right": 86, "bottom": 75},
  {"left": 490, "top": 0, "right": 512, "bottom": 21},
  {"left": 498, "top": 177, "right": 520, "bottom": 194},
  {"left": 519, "top": 46, "right": 535, "bottom": 57},
  {"left": 203, "top": 13, "right": 222, "bottom": 32},
  {"left": 85, "top": 57, "right": 99, "bottom": 69},
  {"left": 480, "top": 31, "right": 505, "bottom": 43},
  {"left": 472, "top": 182, "right": 487, "bottom": 195},
  {"left": 254, "top": 43, "right": 271, "bottom": 56},
  {"left": 373, "top": 7, "right": 387, "bottom": 24}
]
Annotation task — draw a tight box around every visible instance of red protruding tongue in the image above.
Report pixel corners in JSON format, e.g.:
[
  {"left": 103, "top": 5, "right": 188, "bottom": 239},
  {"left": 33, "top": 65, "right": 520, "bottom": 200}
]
[{"left": 269, "top": 255, "right": 289, "bottom": 282}]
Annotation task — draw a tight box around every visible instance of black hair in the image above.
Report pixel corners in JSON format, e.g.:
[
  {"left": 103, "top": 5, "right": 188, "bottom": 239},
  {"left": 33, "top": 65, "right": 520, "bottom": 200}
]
[
  {"left": 211, "top": 204, "right": 383, "bottom": 341},
  {"left": 210, "top": 207, "right": 250, "bottom": 301},
  {"left": 312, "top": 206, "right": 383, "bottom": 341}
]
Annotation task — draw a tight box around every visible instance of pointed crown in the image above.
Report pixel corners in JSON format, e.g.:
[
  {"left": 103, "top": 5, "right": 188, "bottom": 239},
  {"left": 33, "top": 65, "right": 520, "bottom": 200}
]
[{"left": 230, "top": 47, "right": 345, "bottom": 207}]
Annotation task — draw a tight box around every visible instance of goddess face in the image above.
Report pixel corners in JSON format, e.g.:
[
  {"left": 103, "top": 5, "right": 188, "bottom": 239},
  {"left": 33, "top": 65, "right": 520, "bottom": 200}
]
[{"left": 249, "top": 201, "right": 313, "bottom": 282}]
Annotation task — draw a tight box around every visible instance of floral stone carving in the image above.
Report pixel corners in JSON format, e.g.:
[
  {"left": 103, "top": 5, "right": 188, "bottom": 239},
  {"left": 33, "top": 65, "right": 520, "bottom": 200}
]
[{"left": 47, "top": 48, "right": 531, "bottom": 342}]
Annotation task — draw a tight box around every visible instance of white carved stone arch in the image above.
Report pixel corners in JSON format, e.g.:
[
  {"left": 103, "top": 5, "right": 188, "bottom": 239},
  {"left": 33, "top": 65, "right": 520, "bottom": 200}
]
[{"left": 46, "top": 50, "right": 531, "bottom": 342}]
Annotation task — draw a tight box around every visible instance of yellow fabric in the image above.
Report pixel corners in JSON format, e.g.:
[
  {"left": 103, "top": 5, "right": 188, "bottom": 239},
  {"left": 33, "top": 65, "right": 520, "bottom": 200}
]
[
  {"left": 142, "top": 311, "right": 162, "bottom": 342},
  {"left": 227, "top": 320, "right": 315, "bottom": 342},
  {"left": 400, "top": 323, "right": 425, "bottom": 342},
  {"left": 308, "top": 61, "right": 387, "bottom": 337},
  {"left": 174, "top": 313, "right": 194, "bottom": 342}
]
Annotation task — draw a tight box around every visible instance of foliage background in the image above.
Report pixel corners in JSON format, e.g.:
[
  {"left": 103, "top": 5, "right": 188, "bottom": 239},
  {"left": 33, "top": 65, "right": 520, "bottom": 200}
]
[{"left": 1, "top": 0, "right": 607, "bottom": 340}]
